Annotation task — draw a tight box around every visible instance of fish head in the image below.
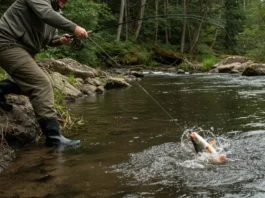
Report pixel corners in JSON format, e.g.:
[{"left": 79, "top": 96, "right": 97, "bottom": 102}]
[{"left": 189, "top": 132, "right": 204, "bottom": 153}]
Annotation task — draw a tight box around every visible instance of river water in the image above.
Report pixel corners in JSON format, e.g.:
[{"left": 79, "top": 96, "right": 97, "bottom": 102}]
[{"left": 1, "top": 72, "right": 265, "bottom": 197}]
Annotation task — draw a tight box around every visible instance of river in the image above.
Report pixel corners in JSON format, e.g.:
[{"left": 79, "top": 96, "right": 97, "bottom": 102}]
[{"left": 1, "top": 72, "right": 265, "bottom": 197}]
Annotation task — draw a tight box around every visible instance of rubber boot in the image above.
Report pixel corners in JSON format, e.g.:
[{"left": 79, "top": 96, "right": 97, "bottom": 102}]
[
  {"left": 38, "top": 117, "right": 80, "bottom": 147},
  {"left": 0, "top": 79, "right": 22, "bottom": 111}
]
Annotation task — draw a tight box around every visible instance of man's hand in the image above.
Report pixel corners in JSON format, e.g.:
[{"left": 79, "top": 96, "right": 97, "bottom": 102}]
[
  {"left": 75, "top": 26, "right": 88, "bottom": 39},
  {"left": 74, "top": 26, "right": 93, "bottom": 39},
  {"left": 59, "top": 34, "right": 72, "bottom": 45}
]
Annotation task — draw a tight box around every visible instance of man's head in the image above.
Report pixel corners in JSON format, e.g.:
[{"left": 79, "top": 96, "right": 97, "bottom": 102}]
[{"left": 57, "top": 0, "right": 69, "bottom": 8}]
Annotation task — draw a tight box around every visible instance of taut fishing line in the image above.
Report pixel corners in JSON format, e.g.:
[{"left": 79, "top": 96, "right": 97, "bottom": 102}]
[
  {"left": 87, "top": 36, "right": 184, "bottom": 130},
  {"left": 71, "top": 14, "right": 228, "bottom": 131},
  {"left": 93, "top": 14, "right": 224, "bottom": 33}
]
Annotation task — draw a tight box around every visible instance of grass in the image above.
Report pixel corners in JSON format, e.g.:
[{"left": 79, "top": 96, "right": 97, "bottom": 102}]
[{"left": 201, "top": 55, "right": 221, "bottom": 71}]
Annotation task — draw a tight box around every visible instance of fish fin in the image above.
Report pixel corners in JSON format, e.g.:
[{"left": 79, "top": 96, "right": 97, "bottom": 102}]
[
  {"left": 206, "top": 146, "right": 213, "bottom": 153},
  {"left": 209, "top": 140, "right": 216, "bottom": 146}
]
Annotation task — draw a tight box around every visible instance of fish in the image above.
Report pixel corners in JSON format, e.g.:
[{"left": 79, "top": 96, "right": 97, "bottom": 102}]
[{"left": 189, "top": 132, "right": 227, "bottom": 164}]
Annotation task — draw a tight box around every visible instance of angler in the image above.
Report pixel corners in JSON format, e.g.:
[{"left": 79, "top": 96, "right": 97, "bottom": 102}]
[{"left": 0, "top": 0, "right": 92, "bottom": 147}]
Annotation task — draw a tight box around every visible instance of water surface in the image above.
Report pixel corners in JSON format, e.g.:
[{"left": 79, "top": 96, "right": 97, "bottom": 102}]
[{"left": 1, "top": 73, "right": 265, "bottom": 197}]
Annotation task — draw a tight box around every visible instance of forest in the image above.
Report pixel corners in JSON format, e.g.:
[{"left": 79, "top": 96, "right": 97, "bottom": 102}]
[{"left": 0, "top": 0, "right": 264, "bottom": 69}]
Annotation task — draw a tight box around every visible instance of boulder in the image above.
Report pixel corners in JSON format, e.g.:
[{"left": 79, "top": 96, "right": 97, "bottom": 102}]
[
  {"left": 39, "top": 58, "right": 107, "bottom": 79},
  {"left": 104, "top": 77, "right": 131, "bottom": 89},
  {"left": 50, "top": 72, "right": 82, "bottom": 98},
  {"left": 242, "top": 63, "right": 265, "bottom": 76}
]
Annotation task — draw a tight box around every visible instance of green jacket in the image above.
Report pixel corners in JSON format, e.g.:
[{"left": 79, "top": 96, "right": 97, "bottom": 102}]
[{"left": 0, "top": 0, "right": 77, "bottom": 55}]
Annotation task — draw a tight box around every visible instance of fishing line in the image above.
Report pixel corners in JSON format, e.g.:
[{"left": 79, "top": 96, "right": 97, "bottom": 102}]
[
  {"left": 69, "top": 14, "right": 234, "bottom": 131},
  {"left": 84, "top": 14, "right": 226, "bottom": 131},
  {"left": 87, "top": 36, "right": 184, "bottom": 130},
  {"left": 94, "top": 14, "right": 224, "bottom": 32}
]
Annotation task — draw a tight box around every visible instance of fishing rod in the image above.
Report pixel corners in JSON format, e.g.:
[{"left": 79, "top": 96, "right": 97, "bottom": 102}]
[{"left": 93, "top": 14, "right": 224, "bottom": 33}]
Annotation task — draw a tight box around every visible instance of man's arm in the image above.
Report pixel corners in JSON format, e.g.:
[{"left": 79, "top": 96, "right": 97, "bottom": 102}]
[{"left": 26, "top": 0, "right": 77, "bottom": 33}]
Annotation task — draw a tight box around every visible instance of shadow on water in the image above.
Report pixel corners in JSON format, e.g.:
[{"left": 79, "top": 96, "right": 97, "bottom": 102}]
[{"left": 1, "top": 73, "right": 265, "bottom": 197}]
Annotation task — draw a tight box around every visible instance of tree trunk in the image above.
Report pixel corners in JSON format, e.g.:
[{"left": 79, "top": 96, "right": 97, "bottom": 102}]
[
  {"left": 180, "top": 0, "right": 187, "bottom": 53},
  {"left": 164, "top": 0, "right": 169, "bottom": 44},
  {"left": 125, "top": 0, "right": 128, "bottom": 40},
  {"left": 117, "top": 0, "right": 125, "bottom": 41},
  {"left": 190, "top": 12, "right": 207, "bottom": 54},
  {"left": 154, "top": 0, "right": 159, "bottom": 44},
  {"left": 211, "top": 0, "right": 223, "bottom": 49},
  {"left": 135, "top": 0, "right": 147, "bottom": 39}
]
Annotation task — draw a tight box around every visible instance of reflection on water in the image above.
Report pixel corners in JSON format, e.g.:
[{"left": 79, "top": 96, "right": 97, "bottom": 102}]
[{"left": 1, "top": 73, "right": 265, "bottom": 197}]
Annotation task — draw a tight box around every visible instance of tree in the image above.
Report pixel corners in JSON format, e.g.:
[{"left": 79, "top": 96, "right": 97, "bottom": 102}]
[
  {"left": 222, "top": 0, "right": 245, "bottom": 54},
  {"left": 135, "top": 0, "right": 147, "bottom": 39},
  {"left": 180, "top": 0, "right": 187, "bottom": 53},
  {"left": 117, "top": 0, "right": 125, "bottom": 41}
]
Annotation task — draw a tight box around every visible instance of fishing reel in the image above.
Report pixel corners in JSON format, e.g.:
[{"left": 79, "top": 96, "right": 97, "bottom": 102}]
[{"left": 71, "top": 37, "right": 83, "bottom": 50}]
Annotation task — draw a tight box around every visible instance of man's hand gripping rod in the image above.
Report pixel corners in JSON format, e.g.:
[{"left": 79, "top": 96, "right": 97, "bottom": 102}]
[{"left": 52, "top": 30, "right": 93, "bottom": 50}]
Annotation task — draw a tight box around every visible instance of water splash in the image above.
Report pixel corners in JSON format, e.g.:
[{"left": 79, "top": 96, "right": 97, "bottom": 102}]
[{"left": 108, "top": 127, "right": 231, "bottom": 187}]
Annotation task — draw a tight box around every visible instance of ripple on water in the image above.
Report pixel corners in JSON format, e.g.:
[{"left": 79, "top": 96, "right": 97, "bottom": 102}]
[{"left": 109, "top": 127, "right": 265, "bottom": 193}]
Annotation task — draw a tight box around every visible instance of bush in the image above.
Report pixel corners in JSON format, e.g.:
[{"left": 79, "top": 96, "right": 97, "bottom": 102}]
[{"left": 201, "top": 55, "right": 220, "bottom": 71}]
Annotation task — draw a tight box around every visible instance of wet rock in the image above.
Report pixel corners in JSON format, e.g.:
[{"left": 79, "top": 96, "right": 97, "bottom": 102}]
[
  {"left": 76, "top": 78, "right": 84, "bottom": 85},
  {"left": 230, "top": 69, "right": 241, "bottom": 74},
  {"left": 242, "top": 63, "right": 265, "bottom": 76},
  {"left": 218, "top": 63, "right": 241, "bottom": 73},
  {"left": 2, "top": 95, "right": 40, "bottom": 147},
  {"left": 212, "top": 56, "right": 254, "bottom": 74},
  {"left": 214, "top": 56, "right": 249, "bottom": 66},
  {"left": 130, "top": 71, "right": 144, "bottom": 78},
  {"left": 85, "top": 77, "right": 102, "bottom": 87},
  {"left": 50, "top": 72, "right": 82, "bottom": 98},
  {"left": 80, "top": 84, "right": 97, "bottom": 95},
  {"left": 104, "top": 77, "right": 131, "bottom": 89},
  {"left": 177, "top": 69, "right": 185, "bottom": 74},
  {"left": 0, "top": 147, "right": 15, "bottom": 173},
  {"left": 124, "top": 75, "right": 137, "bottom": 83},
  {"left": 39, "top": 58, "right": 107, "bottom": 79},
  {"left": 96, "top": 86, "right": 105, "bottom": 94}
]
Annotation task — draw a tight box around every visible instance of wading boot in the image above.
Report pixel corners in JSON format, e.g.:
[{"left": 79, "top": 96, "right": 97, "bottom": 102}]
[
  {"left": 38, "top": 117, "right": 80, "bottom": 147},
  {"left": 0, "top": 79, "right": 22, "bottom": 111}
]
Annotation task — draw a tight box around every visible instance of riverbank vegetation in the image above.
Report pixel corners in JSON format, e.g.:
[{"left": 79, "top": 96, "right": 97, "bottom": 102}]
[{"left": 1, "top": 0, "right": 264, "bottom": 69}]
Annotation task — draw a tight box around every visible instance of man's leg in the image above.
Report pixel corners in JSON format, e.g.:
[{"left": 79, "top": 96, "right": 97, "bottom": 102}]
[{"left": 0, "top": 46, "right": 80, "bottom": 147}]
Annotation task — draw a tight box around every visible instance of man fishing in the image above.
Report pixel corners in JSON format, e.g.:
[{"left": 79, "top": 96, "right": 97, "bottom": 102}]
[{"left": 0, "top": 0, "right": 91, "bottom": 147}]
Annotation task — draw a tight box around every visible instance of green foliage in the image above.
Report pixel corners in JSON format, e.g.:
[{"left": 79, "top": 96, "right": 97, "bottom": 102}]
[
  {"left": 35, "top": 1, "right": 116, "bottom": 67},
  {"left": 2, "top": 0, "right": 265, "bottom": 68},
  {"left": 53, "top": 88, "right": 81, "bottom": 130},
  {"left": 197, "top": 44, "right": 214, "bottom": 56},
  {"left": 64, "top": 1, "right": 115, "bottom": 30},
  {"left": 196, "top": 44, "right": 220, "bottom": 70},
  {"left": 0, "top": 68, "right": 8, "bottom": 80},
  {"left": 220, "top": 0, "right": 246, "bottom": 54},
  {"left": 201, "top": 55, "right": 220, "bottom": 70},
  {"left": 99, "top": 40, "right": 154, "bottom": 66},
  {"left": 68, "top": 73, "right": 77, "bottom": 86},
  {"left": 235, "top": 1, "right": 265, "bottom": 62},
  {"left": 178, "top": 62, "right": 193, "bottom": 71}
]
